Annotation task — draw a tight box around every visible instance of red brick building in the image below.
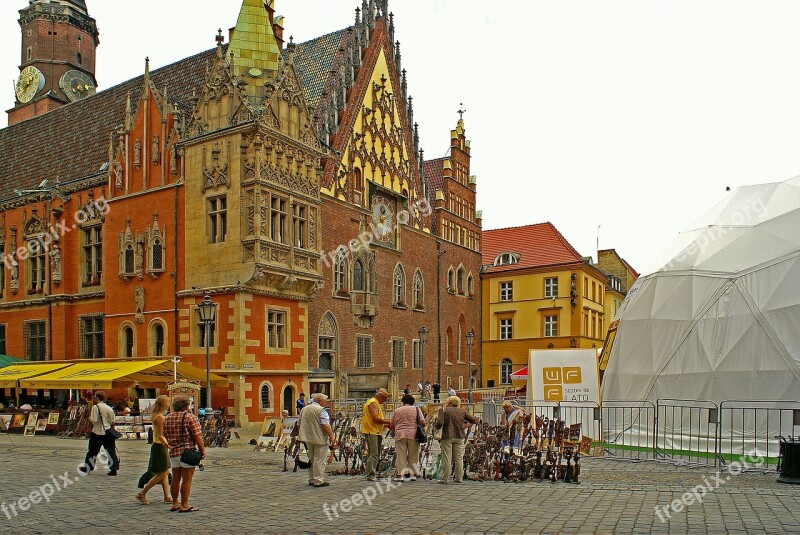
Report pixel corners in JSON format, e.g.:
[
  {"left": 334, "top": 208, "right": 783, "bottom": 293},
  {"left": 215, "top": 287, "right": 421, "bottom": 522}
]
[{"left": 0, "top": 0, "right": 481, "bottom": 422}]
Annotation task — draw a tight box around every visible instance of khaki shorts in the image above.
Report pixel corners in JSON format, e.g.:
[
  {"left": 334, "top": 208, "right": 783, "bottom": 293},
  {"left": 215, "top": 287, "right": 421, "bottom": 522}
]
[{"left": 170, "top": 456, "right": 196, "bottom": 469}]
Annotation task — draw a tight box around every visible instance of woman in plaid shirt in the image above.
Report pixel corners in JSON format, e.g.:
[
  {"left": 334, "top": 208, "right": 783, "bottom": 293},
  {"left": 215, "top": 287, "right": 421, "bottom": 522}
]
[{"left": 163, "top": 395, "right": 206, "bottom": 512}]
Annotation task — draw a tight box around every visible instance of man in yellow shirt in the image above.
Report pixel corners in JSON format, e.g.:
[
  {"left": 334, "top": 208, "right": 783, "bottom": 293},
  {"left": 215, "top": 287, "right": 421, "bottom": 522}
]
[{"left": 361, "top": 388, "right": 390, "bottom": 481}]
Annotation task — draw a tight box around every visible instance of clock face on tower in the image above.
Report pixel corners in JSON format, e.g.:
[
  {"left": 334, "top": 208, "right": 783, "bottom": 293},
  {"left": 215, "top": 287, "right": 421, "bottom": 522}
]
[
  {"left": 15, "top": 66, "right": 45, "bottom": 104},
  {"left": 371, "top": 196, "right": 396, "bottom": 246},
  {"left": 59, "top": 70, "right": 96, "bottom": 102}
]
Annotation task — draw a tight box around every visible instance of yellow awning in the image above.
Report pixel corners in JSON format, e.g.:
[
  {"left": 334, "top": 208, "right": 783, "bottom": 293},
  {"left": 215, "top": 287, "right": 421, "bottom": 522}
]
[
  {"left": 19, "top": 360, "right": 228, "bottom": 389},
  {"left": 0, "top": 362, "right": 74, "bottom": 388}
]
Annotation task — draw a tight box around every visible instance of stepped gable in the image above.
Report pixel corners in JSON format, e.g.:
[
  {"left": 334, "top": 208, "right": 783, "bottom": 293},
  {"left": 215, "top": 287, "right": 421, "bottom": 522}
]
[{"left": 0, "top": 47, "right": 221, "bottom": 203}]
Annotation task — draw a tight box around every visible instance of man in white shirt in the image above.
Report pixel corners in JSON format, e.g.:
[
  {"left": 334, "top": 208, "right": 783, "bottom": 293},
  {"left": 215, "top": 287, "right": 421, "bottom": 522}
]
[
  {"left": 447, "top": 386, "right": 457, "bottom": 398},
  {"left": 80, "top": 391, "right": 120, "bottom": 476},
  {"left": 298, "top": 393, "right": 336, "bottom": 487}
]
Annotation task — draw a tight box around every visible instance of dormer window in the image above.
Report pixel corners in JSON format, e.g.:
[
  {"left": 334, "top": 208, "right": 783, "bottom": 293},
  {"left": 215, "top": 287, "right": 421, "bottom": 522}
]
[{"left": 493, "top": 252, "right": 520, "bottom": 266}]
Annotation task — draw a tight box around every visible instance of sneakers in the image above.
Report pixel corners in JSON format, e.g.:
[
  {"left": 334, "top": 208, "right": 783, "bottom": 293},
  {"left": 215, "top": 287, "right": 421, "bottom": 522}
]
[
  {"left": 392, "top": 476, "right": 404, "bottom": 482},
  {"left": 409, "top": 475, "right": 417, "bottom": 481},
  {"left": 314, "top": 482, "right": 330, "bottom": 488}
]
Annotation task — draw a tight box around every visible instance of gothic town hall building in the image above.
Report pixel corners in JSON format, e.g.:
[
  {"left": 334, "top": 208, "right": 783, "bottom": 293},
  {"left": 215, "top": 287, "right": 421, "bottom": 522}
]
[{"left": 0, "top": 0, "right": 481, "bottom": 425}]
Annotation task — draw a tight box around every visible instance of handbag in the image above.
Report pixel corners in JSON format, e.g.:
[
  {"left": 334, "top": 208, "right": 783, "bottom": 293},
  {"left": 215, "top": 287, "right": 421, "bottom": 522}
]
[
  {"left": 178, "top": 413, "right": 203, "bottom": 467},
  {"left": 414, "top": 407, "right": 427, "bottom": 443},
  {"left": 98, "top": 405, "right": 122, "bottom": 440}
]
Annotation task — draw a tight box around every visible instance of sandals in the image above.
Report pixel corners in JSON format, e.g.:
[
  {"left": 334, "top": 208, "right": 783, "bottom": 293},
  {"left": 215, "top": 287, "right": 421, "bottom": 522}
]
[
  {"left": 179, "top": 506, "right": 200, "bottom": 513},
  {"left": 164, "top": 498, "right": 173, "bottom": 504},
  {"left": 135, "top": 493, "right": 149, "bottom": 505}
]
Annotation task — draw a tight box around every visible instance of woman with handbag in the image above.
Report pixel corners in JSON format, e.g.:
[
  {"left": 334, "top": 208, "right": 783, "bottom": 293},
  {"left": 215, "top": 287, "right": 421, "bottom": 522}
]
[
  {"left": 389, "top": 394, "right": 426, "bottom": 482},
  {"left": 136, "top": 395, "right": 172, "bottom": 505},
  {"left": 163, "top": 395, "right": 206, "bottom": 512}
]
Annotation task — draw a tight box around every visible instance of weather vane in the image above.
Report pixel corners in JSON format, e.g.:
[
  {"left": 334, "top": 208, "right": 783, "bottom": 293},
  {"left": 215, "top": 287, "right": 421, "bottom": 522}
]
[{"left": 457, "top": 103, "right": 466, "bottom": 120}]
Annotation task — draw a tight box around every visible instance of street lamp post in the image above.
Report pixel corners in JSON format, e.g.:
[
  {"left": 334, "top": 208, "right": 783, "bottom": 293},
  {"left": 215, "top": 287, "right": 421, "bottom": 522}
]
[
  {"left": 466, "top": 330, "right": 475, "bottom": 403},
  {"left": 169, "top": 355, "right": 181, "bottom": 383},
  {"left": 197, "top": 295, "right": 216, "bottom": 415},
  {"left": 418, "top": 326, "right": 428, "bottom": 401}
]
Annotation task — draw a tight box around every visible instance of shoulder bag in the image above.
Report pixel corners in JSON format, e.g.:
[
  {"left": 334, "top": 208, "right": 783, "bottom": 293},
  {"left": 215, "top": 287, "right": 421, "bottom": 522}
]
[
  {"left": 414, "top": 407, "right": 427, "bottom": 443},
  {"left": 178, "top": 412, "right": 203, "bottom": 467},
  {"left": 99, "top": 405, "right": 122, "bottom": 439}
]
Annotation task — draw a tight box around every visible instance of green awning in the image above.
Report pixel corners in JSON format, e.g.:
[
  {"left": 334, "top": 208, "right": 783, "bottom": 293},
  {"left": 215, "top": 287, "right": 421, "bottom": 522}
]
[{"left": 0, "top": 355, "right": 24, "bottom": 368}]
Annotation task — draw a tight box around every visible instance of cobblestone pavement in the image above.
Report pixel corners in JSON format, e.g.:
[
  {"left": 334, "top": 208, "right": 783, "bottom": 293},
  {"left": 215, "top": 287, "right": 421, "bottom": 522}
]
[{"left": 0, "top": 435, "right": 798, "bottom": 534}]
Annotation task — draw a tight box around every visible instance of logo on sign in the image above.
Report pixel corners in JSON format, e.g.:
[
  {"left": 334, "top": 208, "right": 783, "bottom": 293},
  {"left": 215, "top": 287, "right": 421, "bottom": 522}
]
[{"left": 542, "top": 366, "right": 582, "bottom": 401}]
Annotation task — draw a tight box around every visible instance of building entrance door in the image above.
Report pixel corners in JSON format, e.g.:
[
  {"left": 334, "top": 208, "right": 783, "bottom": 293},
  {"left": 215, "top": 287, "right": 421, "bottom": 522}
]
[{"left": 283, "top": 386, "right": 294, "bottom": 415}]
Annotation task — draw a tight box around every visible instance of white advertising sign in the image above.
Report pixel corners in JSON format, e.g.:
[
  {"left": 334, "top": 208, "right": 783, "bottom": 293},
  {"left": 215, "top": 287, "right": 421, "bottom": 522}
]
[{"left": 529, "top": 349, "right": 600, "bottom": 403}]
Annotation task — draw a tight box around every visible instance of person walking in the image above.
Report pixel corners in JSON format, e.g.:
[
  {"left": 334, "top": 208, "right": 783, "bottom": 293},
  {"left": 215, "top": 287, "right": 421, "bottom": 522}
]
[
  {"left": 434, "top": 396, "right": 479, "bottom": 484},
  {"left": 298, "top": 393, "right": 336, "bottom": 487},
  {"left": 389, "top": 394, "right": 426, "bottom": 481},
  {"left": 137, "top": 395, "right": 172, "bottom": 504},
  {"left": 296, "top": 393, "right": 306, "bottom": 415},
  {"left": 80, "top": 391, "right": 120, "bottom": 476},
  {"left": 361, "top": 388, "right": 391, "bottom": 481},
  {"left": 163, "top": 395, "right": 206, "bottom": 513}
]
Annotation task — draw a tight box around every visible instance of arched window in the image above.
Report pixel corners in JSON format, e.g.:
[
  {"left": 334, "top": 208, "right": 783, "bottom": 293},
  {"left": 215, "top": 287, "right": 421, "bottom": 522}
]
[
  {"left": 413, "top": 270, "right": 424, "bottom": 308},
  {"left": 124, "top": 327, "right": 134, "bottom": 358},
  {"left": 333, "top": 247, "right": 347, "bottom": 294},
  {"left": 260, "top": 383, "right": 271, "bottom": 410},
  {"left": 393, "top": 264, "right": 406, "bottom": 306},
  {"left": 494, "top": 253, "right": 519, "bottom": 266},
  {"left": 457, "top": 266, "right": 465, "bottom": 294},
  {"left": 151, "top": 239, "right": 164, "bottom": 270},
  {"left": 447, "top": 267, "right": 454, "bottom": 292},
  {"left": 467, "top": 274, "right": 474, "bottom": 296},
  {"left": 446, "top": 326, "right": 453, "bottom": 363},
  {"left": 353, "top": 259, "right": 364, "bottom": 291},
  {"left": 124, "top": 243, "right": 135, "bottom": 274},
  {"left": 154, "top": 324, "right": 164, "bottom": 356},
  {"left": 500, "top": 358, "right": 513, "bottom": 385}
]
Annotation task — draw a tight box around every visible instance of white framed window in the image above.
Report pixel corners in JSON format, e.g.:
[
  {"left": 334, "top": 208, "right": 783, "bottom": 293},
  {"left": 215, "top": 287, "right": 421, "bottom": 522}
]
[
  {"left": 500, "top": 358, "right": 512, "bottom": 385},
  {"left": 500, "top": 318, "right": 513, "bottom": 340},
  {"left": 79, "top": 314, "right": 104, "bottom": 358},
  {"left": 493, "top": 253, "right": 519, "bottom": 266},
  {"left": 333, "top": 247, "right": 347, "bottom": 294},
  {"left": 82, "top": 227, "right": 102, "bottom": 286},
  {"left": 545, "top": 277, "right": 558, "bottom": 298},
  {"left": 413, "top": 270, "right": 424, "bottom": 308},
  {"left": 267, "top": 310, "right": 287, "bottom": 349},
  {"left": 270, "top": 196, "right": 288, "bottom": 244},
  {"left": 500, "top": 281, "right": 513, "bottom": 302},
  {"left": 545, "top": 314, "right": 558, "bottom": 337}
]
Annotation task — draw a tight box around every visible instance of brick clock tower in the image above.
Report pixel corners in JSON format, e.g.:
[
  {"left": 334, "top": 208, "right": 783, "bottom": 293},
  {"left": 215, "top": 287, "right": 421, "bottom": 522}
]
[{"left": 7, "top": 0, "right": 99, "bottom": 126}]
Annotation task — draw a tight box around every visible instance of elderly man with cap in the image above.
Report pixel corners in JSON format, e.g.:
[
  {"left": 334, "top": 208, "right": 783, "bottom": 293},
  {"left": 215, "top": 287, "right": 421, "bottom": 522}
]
[
  {"left": 298, "top": 392, "right": 337, "bottom": 487},
  {"left": 361, "top": 387, "right": 391, "bottom": 481},
  {"left": 500, "top": 400, "right": 527, "bottom": 453}
]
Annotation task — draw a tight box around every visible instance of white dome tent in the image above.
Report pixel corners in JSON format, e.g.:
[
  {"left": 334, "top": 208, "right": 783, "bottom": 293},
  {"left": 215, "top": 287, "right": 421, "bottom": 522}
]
[{"left": 602, "top": 175, "right": 800, "bottom": 459}]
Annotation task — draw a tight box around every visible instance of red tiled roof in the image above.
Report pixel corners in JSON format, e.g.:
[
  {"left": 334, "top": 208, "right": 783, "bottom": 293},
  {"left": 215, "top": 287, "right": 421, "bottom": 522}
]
[
  {"left": 423, "top": 158, "right": 445, "bottom": 191},
  {"left": 482, "top": 223, "right": 584, "bottom": 273},
  {"left": 0, "top": 47, "right": 221, "bottom": 202},
  {"left": 289, "top": 28, "right": 349, "bottom": 112}
]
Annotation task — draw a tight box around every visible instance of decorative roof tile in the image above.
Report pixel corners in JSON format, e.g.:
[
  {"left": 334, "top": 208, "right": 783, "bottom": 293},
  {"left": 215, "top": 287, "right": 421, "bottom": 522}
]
[
  {"left": 423, "top": 158, "right": 445, "bottom": 191},
  {"left": 289, "top": 29, "right": 349, "bottom": 112}
]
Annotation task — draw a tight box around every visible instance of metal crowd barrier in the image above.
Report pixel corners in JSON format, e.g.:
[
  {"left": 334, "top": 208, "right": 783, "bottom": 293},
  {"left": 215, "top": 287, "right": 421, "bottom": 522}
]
[
  {"left": 718, "top": 400, "right": 800, "bottom": 472},
  {"left": 601, "top": 400, "right": 656, "bottom": 462},
  {"left": 558, "top": 401, "right": 602, "bottom": 446},
  {"left": 655, "top": 398, "right": 720, "bottom": 467}
]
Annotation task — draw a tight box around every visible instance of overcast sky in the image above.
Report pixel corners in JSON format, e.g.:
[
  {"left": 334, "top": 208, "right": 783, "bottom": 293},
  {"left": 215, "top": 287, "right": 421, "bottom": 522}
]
[{"left": 3, "top": 0, "right": 800, "bottom": 274}]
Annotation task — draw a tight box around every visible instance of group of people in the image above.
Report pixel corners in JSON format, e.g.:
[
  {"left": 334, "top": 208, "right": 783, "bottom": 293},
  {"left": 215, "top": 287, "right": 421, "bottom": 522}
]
[
  {"left": 296, "top": 387, "right": 481, "bottom": 486},
  {"left": 78, "top": 390, "right": 207, "bottom": 513}
]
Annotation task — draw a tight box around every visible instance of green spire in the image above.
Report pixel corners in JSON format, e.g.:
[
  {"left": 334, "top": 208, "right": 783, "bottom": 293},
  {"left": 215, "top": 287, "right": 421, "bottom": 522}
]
[{"left": 228, "top": 0, "right": 282, "bottom": 78}]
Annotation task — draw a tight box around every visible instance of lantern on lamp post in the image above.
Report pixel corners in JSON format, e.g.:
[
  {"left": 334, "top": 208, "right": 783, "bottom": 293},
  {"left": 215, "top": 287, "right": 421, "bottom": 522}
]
[{"left": 197, "top": 295, "right": 216, "bottom": 415}]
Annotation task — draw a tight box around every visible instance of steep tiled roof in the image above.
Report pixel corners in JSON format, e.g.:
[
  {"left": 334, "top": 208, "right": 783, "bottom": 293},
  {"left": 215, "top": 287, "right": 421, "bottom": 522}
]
[
  {"left": 290, "top": 29, "right": 349, "bottom": 112},
  {"left": 482, "top": 223, "right": 584, "bottom": 274},
  {"left": 423, "top": 158, "right": 445, "bottom": 191},
  {"left": 0, "top": 47, "right": 221, "bottom": 202}
]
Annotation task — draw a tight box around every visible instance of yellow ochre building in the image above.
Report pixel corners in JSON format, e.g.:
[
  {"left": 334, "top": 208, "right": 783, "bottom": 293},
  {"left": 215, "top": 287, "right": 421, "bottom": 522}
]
[{"left": 481, "top": 223, "right": 608, "bottom": 389}]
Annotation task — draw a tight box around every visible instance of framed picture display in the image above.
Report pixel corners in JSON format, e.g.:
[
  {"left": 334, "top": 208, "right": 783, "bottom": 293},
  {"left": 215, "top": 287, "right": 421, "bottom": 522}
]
[
  {"left": 0, "top": 414, "right": 11, "bottom": 431},
  {"left": 138, "top": 399, "right": 155, "bottom": 423},
  {"left": 47, "top": 412, "right": 60, "bottom": 426},
  {"left": 35, "top": 418, "right": 47, "bottom": 432},
  {"left": 24, "top": 414, "right": 38, "bottom": 436},
  {"left": 11, "top": 413, "right": 25, "bottom": 428}
]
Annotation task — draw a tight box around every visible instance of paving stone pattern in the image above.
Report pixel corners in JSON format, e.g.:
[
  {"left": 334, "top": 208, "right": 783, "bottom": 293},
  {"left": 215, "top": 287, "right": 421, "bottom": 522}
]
[{"left": 0, "top": 436, "right": 798, "bottom": 534}]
